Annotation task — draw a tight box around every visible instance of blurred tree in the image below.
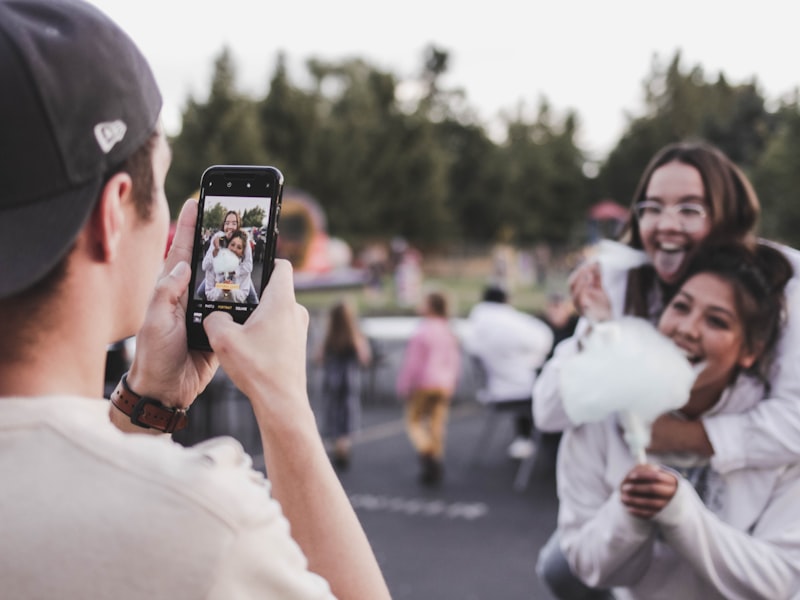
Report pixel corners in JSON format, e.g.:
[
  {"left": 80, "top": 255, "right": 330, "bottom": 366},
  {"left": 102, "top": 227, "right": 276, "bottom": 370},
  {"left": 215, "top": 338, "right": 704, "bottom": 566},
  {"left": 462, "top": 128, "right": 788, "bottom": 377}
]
[
  {"left": 494, "top": 100, "right": 590, "bottom": 245},
  {"left": 751, "top": 96, "right": 800, "bottom": 247},
  {"left": 203, "top": 204, "right": 226, "bottom": 230},
  {"left": 293, "top": 57, "right": 452, "bottom": 247},
  {"left": 241, "top": 206, "right": 267, "bottom": 228},
  {"left": 166, "top": 47, "right": 269, "bottom": 215},
  {"left": 435, "top": 118, "right": 504, "bottom": 242},
  {"left": 595, "top": 51, "right": 772, "bottom": 208},
  {"left": 164, "top": 44, "right": 799, "bottom": 256},
  {"left": 258, "top": 52, "right": 318, "bottom": 183}
]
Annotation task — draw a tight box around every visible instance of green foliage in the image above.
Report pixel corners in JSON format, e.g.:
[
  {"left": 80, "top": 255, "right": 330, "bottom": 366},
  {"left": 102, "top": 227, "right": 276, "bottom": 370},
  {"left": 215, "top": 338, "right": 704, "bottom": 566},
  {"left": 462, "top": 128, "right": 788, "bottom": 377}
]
[
  {"left": 751, "top": 98, "right": 800, "bottom": 247},
  {"left": 166, "top": 47, "right": 269, "bottom": 214},
  {"left": 165, "top": 45, "right": 800, "bottom": 258},
  {"left": 203, "top": 204, "right": 226, "bottom": 230},
  {"left": 241, "top": 206, "right": 267, "bottom": 228}
]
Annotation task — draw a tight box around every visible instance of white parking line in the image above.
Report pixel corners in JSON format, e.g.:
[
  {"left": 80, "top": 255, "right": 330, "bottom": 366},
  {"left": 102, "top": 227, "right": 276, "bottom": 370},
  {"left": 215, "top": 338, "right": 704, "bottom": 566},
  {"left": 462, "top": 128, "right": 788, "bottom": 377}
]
[{"left": 350, "top": 493, "right": 489, "bottom": 520}]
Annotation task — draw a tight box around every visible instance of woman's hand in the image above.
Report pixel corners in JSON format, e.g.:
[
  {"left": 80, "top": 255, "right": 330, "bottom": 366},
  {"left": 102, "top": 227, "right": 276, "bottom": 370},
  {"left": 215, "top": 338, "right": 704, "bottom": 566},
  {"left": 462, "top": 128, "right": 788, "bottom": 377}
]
[
  {"left": 568, "top": 262, "right": 612, "bottom": 322},
  {"left": 620, "top": 463, "right": 678, "bottom": 519}
]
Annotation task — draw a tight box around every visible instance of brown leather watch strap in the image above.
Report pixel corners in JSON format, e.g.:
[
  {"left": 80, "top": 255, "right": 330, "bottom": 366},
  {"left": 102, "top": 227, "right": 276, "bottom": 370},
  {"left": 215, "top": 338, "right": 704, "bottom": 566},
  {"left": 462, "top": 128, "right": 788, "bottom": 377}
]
[{"left": 110, "top": 372, "right": 188, "bottom": 433}]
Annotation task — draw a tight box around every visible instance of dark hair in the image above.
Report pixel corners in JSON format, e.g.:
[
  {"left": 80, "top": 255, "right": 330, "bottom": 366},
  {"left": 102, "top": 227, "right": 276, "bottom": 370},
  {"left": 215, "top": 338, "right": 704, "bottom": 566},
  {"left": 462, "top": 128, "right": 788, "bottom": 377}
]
[
  {"left": 222, "top": 211, "right": 240, "bottom": 228},
  {"left": 120, "top": 132, "right": 158, "bottom": 221},
  {"left": 620, "top": 140, "right": 762, "bottom": 318},
  {"left": 482, "top": 285, "right": 507, "bottom": 304},
  {"left": 620, "top": 140, "right": 760, "bottom": 249},
  {"left": 426, "top": 292, "right": 449, "bottom": 318},
  {"left": 323, "top": 301, "right": 361, "bottom": 356},
  {"left": 679, "top": 241, "right": 793, "bottom": 382},
  {"left": 228, "top": 229, "right": 248, "bottom": 254}
]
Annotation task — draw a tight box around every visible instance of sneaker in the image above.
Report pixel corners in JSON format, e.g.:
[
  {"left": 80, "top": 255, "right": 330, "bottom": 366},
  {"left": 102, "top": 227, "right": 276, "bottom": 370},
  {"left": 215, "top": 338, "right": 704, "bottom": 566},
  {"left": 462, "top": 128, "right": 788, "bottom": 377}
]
[
  {"left": 507, "top": 437, "right": 536, "bottom": 460},
  {"left": 419, "top": 453, "right": 443, "bottom": 486}
]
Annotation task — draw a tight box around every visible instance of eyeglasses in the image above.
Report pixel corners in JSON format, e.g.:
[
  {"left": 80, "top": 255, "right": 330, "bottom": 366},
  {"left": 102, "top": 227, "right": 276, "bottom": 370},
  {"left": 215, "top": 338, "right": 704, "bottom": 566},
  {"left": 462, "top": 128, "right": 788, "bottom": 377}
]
[{"left": 634, "top": 201, "right": 708, "bottom": 232}]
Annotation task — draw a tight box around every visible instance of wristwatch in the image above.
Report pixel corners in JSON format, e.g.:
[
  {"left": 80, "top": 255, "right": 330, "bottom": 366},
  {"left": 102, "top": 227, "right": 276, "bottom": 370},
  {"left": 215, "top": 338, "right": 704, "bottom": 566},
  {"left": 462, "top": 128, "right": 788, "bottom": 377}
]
[{"left": 110, "top": 372, "right": 188, "bottom": 433}]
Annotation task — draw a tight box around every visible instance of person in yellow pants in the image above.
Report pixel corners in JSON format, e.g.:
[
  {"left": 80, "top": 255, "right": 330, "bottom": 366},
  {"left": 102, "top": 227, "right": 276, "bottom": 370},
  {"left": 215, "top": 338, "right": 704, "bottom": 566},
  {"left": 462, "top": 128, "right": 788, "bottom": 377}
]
[{"left": 397, "top": 292, "right": 461, "bottom": 485}]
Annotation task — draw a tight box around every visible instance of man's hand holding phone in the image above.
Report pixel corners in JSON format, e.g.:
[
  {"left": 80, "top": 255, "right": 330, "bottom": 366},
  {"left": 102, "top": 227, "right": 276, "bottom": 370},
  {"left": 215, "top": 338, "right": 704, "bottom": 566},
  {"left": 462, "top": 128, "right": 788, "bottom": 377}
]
[
  {"left": 124, "top": 198, "right": 218, "bottom": 416},
  {"left": 203, "top": 260, "right": 312, "bottom": 428}
]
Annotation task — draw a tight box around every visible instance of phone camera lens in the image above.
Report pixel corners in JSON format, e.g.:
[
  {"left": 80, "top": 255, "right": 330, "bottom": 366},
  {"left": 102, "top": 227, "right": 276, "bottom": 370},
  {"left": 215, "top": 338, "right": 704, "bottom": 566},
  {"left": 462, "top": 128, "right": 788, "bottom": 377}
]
[{"left": 227, "top": 182, "right": 232, "bottom": 188}]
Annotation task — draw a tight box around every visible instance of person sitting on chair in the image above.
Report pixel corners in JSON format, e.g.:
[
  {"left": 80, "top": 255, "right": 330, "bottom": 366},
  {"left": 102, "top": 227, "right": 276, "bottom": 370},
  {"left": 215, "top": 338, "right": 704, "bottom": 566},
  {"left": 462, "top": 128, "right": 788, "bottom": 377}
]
[{"left": 465, "top": 285, "right": 554, "bottom": 459}]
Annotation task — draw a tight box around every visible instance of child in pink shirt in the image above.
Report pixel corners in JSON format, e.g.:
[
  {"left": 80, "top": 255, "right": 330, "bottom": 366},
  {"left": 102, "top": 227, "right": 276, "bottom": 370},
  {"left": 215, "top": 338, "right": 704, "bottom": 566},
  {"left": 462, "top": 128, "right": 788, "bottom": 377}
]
[{"left": 396, "top": 291, "right": 461, "bottom": 485}]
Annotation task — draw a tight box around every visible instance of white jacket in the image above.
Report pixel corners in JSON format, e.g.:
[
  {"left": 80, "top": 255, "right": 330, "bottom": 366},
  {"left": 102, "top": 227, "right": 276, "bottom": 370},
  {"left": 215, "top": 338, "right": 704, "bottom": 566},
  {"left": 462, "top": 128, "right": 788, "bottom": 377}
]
[
  {"left": 534, "top": 241, "right": 800, "bottom": 474},
  {"left": 557, "top": 372, "right": 800, "bottom": 600},
  {"left": 464, "top": 301, "right": 553, "bottom": 403}
]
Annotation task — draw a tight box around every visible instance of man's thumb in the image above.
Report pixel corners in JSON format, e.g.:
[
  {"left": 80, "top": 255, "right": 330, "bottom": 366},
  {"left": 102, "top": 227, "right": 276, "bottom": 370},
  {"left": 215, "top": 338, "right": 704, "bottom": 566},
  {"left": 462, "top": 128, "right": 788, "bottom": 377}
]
[{"left": 203, "top": 311, "right": 236, "bottom": 351}]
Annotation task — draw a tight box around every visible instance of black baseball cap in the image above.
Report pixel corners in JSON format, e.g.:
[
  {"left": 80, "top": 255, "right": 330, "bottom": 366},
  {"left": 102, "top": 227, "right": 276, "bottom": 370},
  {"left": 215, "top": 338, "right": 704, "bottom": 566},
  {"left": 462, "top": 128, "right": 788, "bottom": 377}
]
[{"left": 0, "top": 0, "right": 162, "bottom": 298}]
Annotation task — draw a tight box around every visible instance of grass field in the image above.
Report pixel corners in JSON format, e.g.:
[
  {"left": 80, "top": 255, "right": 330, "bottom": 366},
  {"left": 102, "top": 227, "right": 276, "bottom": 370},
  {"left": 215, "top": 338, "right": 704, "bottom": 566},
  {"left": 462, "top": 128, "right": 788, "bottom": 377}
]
[{"left": 296, "top": 268, "right": 571, "bottom": 320}]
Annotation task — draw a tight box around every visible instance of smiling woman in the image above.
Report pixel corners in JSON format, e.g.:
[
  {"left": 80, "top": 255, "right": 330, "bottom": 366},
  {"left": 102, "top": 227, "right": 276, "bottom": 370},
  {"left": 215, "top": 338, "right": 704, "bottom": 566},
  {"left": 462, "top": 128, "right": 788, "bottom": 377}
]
[
  {"left": 546, "top": 241, "right": 799, "bottom": 600},
  {"left": 532, "top": 140, "right": 800, "bottom": 599},
  {"left": 535, "top": 140, "right": 800, "bottom": 457}
]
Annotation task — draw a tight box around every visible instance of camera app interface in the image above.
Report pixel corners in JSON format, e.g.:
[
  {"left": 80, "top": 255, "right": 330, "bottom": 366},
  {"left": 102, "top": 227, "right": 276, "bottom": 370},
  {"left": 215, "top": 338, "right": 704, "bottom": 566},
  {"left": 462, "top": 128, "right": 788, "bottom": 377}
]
[{"left": 190, "top": 194, "right": 273, "bottom": 325}]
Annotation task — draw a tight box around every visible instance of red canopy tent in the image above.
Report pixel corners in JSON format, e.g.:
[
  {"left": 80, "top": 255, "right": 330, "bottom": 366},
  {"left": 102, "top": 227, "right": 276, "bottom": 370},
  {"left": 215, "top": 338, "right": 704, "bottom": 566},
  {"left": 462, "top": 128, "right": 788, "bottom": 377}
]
[{"left": 589, "top": 199, "right": 629, "bottom": 221}]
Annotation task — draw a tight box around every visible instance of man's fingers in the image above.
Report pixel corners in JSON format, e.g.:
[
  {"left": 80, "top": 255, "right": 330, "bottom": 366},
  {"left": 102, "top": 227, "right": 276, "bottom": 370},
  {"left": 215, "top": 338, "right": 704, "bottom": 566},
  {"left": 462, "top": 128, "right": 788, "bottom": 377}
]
[
  {"left": 264, "top": 260, "right": 295, "bottom": 300},
  {"left": 150, "top": 261, "right": 191, "bottom": 309},
  {"left": 163, "top": 199, "right": 198, "bottom": 275},
  {"left": 203, "top": 311, "right": 237, "bottom": 353}
]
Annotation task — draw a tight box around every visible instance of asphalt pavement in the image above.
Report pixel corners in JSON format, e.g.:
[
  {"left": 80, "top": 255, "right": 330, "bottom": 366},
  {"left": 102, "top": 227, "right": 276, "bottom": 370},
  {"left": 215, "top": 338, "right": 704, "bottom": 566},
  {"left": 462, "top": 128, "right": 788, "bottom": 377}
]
[
  {"left": 177, "top": 323, "right": 563, "bottom": 600},
  {"left": 329, "top": 396, "right": 562, "bottom": 600}
]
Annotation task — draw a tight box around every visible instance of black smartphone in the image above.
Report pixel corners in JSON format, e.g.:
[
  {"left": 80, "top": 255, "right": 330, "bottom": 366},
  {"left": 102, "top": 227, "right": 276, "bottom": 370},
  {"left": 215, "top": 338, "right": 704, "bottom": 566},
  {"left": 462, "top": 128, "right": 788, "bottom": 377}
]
[{"left": 186, "top": 165, "right": 284, "bottom": 351}]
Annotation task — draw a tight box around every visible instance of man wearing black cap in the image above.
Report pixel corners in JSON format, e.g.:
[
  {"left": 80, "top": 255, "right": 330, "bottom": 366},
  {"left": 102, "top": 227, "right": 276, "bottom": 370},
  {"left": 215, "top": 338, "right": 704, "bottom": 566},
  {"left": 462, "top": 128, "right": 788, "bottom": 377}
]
[{"left": 0, "top": 1, "right": 389, "bottom": 598}]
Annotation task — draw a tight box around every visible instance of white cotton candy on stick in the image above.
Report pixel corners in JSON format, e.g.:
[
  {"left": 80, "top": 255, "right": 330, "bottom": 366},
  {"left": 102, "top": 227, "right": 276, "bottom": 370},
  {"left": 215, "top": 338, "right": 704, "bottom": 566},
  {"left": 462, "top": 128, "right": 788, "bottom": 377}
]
[
  {"left": 559, "top": 317, "right": 697, "bottom": 463},
  {"left": 213, "top": 248, "right": 240, "bottom": 274},
  {"left": 579, "top": 240, "right": 650, "bottom": 322},
  {"left": 592, "top": 239, "right": 650, "bottom": 271}
]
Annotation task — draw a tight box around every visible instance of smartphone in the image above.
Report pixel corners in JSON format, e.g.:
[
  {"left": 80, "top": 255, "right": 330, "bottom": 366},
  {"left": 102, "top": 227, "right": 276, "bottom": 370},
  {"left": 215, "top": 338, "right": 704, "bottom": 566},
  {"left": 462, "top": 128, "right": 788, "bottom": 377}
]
[{"left": 186, "top": 165, "right": 284, "bottom": 351}]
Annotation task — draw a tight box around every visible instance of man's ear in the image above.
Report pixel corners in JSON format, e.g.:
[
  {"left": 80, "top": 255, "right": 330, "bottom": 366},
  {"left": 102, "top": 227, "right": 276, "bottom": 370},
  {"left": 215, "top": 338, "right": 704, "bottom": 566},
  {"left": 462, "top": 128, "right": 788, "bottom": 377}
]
[{"left": 86, "top": 172, "right": 133, "bottom": 263}]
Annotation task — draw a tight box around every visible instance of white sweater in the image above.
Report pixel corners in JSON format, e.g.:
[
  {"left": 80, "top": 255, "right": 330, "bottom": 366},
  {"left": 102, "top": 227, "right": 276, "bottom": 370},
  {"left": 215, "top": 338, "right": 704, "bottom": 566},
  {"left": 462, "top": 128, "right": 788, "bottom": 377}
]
[
  {"left": 535, "top": 240, "right": 800, "bottom": 474},
  {"left": 464, "top": 301, "right": 554, "bottom": 403},
  {"left": 557, "top": 374, "right": 800, "bottom": 600}
]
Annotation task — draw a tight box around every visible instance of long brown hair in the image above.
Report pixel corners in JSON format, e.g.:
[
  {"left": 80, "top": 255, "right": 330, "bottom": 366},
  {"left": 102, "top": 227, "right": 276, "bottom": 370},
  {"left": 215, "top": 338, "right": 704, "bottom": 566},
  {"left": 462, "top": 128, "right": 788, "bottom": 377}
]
[
  {"left": 619, "top": 140, "right": 761, "bottom": 317},
  {"left": 323, "top": 301, "right": 361, "bottom": 355},
  {"left": 619, "top": 140, "right": 760, "bottom": 250}
]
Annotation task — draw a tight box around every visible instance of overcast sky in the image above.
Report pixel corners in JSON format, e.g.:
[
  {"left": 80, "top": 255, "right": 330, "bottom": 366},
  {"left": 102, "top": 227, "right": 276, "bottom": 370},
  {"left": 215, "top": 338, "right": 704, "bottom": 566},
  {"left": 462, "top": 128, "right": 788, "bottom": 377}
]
[{"left": 91, "top": 0, "right": 800, "bottom": 159}]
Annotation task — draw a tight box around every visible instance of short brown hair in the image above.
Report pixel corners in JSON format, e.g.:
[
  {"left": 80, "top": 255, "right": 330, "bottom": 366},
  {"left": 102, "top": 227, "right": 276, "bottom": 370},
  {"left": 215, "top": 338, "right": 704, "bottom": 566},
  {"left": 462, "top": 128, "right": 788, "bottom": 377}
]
[{"left": 426, "top": 292, "right": 449, "bottom": 318}]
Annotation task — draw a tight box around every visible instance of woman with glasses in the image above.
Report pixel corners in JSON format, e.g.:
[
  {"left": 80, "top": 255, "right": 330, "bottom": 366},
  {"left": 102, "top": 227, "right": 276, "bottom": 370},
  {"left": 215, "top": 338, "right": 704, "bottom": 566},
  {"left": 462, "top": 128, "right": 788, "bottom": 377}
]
[
  {"left": 197, "top": 210, "right": 257, "bottom": 302},
  {"left": 533, "top": 140, "right": 800, "bottom": 599}
]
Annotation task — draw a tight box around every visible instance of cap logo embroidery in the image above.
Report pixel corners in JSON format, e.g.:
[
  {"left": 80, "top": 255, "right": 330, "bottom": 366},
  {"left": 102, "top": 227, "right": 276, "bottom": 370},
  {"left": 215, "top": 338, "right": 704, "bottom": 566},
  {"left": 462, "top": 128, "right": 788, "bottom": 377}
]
[{"left": 94, "top": 120, "right": 127, "bottom": 154}]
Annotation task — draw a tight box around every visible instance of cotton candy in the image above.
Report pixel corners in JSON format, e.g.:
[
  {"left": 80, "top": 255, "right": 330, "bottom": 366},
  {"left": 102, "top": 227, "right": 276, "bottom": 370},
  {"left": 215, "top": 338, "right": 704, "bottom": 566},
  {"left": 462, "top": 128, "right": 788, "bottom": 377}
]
[
  {"left": 559, "top": 316, "right": 697, "bottom": 461},
  {"left": 213, "top": 248, "right": 240, "bottom": 275}
]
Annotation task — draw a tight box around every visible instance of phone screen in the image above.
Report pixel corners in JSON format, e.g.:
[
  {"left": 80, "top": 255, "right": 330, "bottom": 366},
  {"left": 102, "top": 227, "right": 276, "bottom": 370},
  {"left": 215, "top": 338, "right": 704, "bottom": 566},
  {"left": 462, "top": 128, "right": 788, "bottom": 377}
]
[{"left": 186, "top": 165, "right": 283, "bottom": 351}]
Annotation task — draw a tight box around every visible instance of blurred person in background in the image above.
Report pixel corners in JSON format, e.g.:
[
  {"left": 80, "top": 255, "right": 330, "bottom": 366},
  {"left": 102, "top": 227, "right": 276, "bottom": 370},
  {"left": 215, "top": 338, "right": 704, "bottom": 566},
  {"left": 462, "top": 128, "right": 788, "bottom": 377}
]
[
  {"left": 465, "top": 285, "right": 554, "bottom": 459},
  {"left": 314, "top": 300, "right": 372, "bottom": 470},
  {"left": 397, "top": 291, "right": 461, "bottom": 485}
]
